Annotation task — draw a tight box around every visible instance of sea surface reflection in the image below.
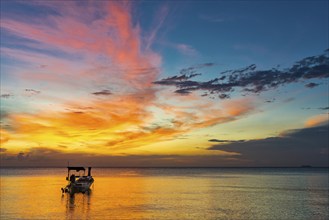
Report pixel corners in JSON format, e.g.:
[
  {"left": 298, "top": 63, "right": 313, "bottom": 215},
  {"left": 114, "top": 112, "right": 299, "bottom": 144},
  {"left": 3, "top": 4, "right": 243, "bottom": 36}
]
[
  {"left": 1, "top": 168, "right": 328, "bottom": 219},
  {"left": 62, "top": 192, "right": 92, "bottom": 219}
]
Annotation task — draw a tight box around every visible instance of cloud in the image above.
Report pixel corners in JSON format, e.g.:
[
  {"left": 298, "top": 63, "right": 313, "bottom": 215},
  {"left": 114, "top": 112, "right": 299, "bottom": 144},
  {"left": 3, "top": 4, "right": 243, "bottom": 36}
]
[
  {"left": 0, "top": 129, "right": 10, "bottom": 144},
  {"left": 0, "top": 94, "right": 13, "bottom": 99},
  {"left": 209, "top": 139, "right": 245, "bottom": 143},
  {"left": 301, "top": 106, "right": 329, "bottom": 111},
  {"left": 17, "top": 152, "right": 29, "bottom": 160},
  {"left": 145, "top": 4, "right": 169, "bottom": 50},
  {"left": 154, "top": 50, "right": 329, "bottom": 98},
  {"left": 305, "top": 82, "right": 319, "bottom": 88},
  {"left": 265, "top": 98, "right": 276, "bottom": 103},
  {"left": 159, "top": 63, "right": 215, "bottom": 86},
  {"left": 58, "top": 145, "right": 68, "bottom": 149},
  {"left": 0, "top": 147, "right": 243, "bottom": 167},
  {"left": 25, "top": 89, "right": 41, "bottom": 96},
  {"left": 154, "top": 62, "right": 216, "bottom": 95},
  {"left": 25, "top": 89, "right": 40, "bottom": 93},
  {"left": 223, "top": 98, "right": 255, "bottom": 116},
  {"left": 0, "top": 109, "right": 9, "bottom": 123},
  {"left": 92, "top": 89, "right": 112, "bottom": 96},
  {"left": 0, "top": 1, "right": 169, "bottom": 154},
  {"left": 282, "top": 97, "right": 295, "bottom": 103},
  {"left": 175, "top": 43, "right": 198, "bottom": 56},
  {"left": 305, "top": 114, "right": 328, "bottom": 127},
  {"left": 1, "top": 1, "right": 254, "bottom": 158},
  {"left": 2, "top": 1, "right": 325, "bottom": 166},
  {"left": 1, "top": 1, "right": 161, "bottom": 89},
  {"left": 3, "top": 89, "right": 206, "bottom": 153},
  {"left": 149, "top": 97, "right": 256, "bottom": 143},
  {"left": 207, "top": 123, "right": 329, "bottom": 166}
]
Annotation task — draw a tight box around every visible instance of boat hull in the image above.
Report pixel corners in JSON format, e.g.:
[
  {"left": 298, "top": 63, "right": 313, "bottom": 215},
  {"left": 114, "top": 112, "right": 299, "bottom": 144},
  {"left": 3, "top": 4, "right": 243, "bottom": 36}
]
[{"left": 63, "top": 176, "right": 94, "bottom": 194}]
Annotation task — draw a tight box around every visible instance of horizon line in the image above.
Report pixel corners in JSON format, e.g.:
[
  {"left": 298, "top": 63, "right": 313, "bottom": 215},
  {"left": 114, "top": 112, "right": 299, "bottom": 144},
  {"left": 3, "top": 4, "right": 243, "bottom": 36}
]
[{"left": 1, "top": 166, "right": 328, "bottom": 169}]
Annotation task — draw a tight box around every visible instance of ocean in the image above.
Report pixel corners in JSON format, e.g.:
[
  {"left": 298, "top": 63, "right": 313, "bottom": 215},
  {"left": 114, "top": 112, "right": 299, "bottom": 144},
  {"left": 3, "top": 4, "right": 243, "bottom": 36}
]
[{"left": 0, "top": 168, "right": 328, "bottom": 219}]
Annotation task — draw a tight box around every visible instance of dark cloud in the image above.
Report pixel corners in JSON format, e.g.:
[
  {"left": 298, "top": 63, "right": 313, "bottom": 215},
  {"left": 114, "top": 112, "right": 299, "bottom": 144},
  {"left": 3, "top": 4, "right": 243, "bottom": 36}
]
[
  {"left": 179, "top": 63, "right": 215, "bottom": 75},
  {"left": 154, "top": 50, "right": 329, "bottom": 99},
  {"left": 208, "top": 123, "right": 329, "bottom": 167},
  {"left": 282, "top": 97, "right": 295, "bottom": 103},
  {"left": 17, "top": 152, "right": 29, "bottom": 160},
  {"left": 301, "top": 106, "right": 329, "bottom": 110},
  {"left": 0, "top": 110, "right": 9, "bottom": 120},
  {"left": 209, "top": 139, "right": 245, "bottom": 143},
  {"left": 305, "top": 82, "right": 320, "bottom": 88},
  {"left": 0, "top": 93, "right": 12, "bottom": 99},
  {"left": 58, "top": 145, "right": 68, "bottom": 149},
  {"left": 92, "top": 89, "right": 112, "bottom": 96},
  {"left": 265, "top": 98, "right": 276, "bottom": 103},
  {"left": 218, "top": 94, "right": 230, "bottom": 99},
  {"left": 175, "top": 88, "right": 195, "bottom": 95},
  {"left": 0, "top": 148, "right": 7, "bottom": 152},
  {"left": 0, "top": 147, "right": 240, "bottom": 167},
  {"left": 154, "top": 63, "right": 216, "bottom": 95},
  {"left": 25, "top": 89, "right": 41, "bottom": 95}
]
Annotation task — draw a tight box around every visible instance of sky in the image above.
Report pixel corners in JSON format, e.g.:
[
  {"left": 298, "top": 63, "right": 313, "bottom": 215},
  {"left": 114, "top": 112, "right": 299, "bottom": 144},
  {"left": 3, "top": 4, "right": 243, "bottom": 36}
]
[{"left": 0, "top": 0, "right": 328, "bottom": 167}]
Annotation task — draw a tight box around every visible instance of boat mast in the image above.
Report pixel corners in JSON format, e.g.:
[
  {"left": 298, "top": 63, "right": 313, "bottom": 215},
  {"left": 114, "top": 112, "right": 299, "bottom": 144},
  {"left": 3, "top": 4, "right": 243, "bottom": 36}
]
[{"left": 67, "top": 161, "right": 70, "bottom": 179}]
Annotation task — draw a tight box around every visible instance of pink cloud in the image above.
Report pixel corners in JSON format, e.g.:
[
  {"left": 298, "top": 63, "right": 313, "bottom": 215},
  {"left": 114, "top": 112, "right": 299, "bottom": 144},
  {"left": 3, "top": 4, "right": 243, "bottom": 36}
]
[
  {"left": 1, "top": 2, "right": 165, "bottom": 105},
  {"left": 1, "top": 2, "right": 160, "bottom": 87}
]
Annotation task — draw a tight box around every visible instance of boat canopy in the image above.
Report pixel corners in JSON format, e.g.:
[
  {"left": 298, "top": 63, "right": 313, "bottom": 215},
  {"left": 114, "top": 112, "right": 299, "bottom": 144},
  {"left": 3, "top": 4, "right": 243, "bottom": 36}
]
[{"left": 67, "top": 167, "right": 85, "bottom": 172}]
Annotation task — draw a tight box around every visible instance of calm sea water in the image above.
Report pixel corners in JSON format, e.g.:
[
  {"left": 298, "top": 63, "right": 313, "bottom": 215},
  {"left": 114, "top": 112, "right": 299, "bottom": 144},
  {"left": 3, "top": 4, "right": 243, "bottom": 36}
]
[{"left": 0, "top": 168, "right": 328, "bottom": 220}]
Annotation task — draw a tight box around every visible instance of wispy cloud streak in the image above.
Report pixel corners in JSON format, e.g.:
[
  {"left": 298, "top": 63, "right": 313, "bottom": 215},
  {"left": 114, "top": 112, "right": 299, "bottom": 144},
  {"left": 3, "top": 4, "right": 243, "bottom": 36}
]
[{"left": 0, "top": 1, "right": 165, "bottom": 153}]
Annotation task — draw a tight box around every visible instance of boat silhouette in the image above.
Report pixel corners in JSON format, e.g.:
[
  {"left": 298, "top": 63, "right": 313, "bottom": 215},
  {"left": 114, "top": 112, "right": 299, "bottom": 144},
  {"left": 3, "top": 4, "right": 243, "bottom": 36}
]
[{"left": 61, "top": 166, "right": 94, "bottom": 194}]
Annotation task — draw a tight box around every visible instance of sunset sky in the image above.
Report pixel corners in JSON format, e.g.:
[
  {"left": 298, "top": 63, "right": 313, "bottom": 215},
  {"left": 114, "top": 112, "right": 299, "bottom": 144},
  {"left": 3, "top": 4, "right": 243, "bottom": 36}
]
[{"left": 1, "top": 0, "right": 328, "bottom": 167}]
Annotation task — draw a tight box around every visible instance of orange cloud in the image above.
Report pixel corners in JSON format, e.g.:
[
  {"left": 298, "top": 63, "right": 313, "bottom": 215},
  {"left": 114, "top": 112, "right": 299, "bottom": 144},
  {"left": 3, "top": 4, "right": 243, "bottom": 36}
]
[
  {"left": 2, "top": 92, "right": 256, "bottom": 155},
  {"left": 157, "top": 96, "right": 255, "bottom": 129},
  {"left": 222, "top": 98, "right": 255, "bottom": 117},
  {"left": 305, "top": 114, "right": 328, "bottom": 127},
  {"left": 0, "top": 129, "right": 10, "bottom": 144},
  {"left": 1, "top": 2, "right": 257, "bottom": 158}
]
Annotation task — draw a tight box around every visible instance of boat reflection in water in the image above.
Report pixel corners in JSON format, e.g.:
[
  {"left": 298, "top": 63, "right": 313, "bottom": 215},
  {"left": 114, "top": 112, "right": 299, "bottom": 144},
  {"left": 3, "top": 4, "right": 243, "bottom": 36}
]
[
  {"left": 61, "top": 191, "right": 92, "bottom": 219},
  {"left": 61, "top": 167, "right": 94, "bottom": 194}
]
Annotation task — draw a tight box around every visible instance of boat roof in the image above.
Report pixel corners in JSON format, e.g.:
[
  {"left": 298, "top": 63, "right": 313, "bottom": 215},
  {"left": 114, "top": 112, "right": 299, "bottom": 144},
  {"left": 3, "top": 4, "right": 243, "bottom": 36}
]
[{"left": 67, "top": 166, "right": 86, "bottom": 171}]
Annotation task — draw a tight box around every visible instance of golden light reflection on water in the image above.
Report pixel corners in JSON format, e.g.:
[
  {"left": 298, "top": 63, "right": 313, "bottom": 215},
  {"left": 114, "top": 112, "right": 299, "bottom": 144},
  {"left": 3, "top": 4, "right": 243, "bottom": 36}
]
[
  {"left": 62, "top": 192, "right": 92, "bottom": 219},
  {"left": 1, "top": 168, "right": 328, "bottom": 219}
]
